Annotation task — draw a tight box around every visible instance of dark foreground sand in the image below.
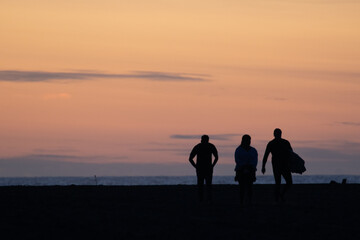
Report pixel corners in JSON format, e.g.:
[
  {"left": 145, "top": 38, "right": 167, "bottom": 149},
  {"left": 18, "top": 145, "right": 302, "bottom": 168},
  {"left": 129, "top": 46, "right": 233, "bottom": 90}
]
[{"left": 0, "top": 184, "right": 359, "bottom": 240}]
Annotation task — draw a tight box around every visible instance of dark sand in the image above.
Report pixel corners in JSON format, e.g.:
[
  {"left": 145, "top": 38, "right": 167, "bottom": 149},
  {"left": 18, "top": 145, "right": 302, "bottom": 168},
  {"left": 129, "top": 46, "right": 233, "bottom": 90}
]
[{"left": 0, "top": 184, "right": 359, "bottom": 240}]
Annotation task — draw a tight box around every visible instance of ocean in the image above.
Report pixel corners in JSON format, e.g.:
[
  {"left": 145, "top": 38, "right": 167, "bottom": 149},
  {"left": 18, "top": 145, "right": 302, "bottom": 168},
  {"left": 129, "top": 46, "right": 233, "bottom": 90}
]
[{"left": 0, "top": 175, "right": 359, "bottom": 186}]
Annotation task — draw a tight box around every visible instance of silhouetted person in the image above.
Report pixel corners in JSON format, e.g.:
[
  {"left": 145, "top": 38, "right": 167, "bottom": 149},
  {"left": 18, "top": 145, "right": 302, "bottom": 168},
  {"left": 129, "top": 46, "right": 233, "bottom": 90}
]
[
  {"left": 189, "top": 135, "right": 218, "bottom": 202},
  {"left": 262, "top": 128, "right": 293, "bottom": 201},
  {"left": 234, "top": 134, "right": 258, "bottom": 205}
]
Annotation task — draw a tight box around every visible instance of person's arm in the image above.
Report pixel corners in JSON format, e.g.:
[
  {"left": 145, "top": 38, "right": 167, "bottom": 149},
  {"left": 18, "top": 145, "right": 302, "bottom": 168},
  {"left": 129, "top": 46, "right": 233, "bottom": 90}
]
[
  {"left": 189, "top": 146, "right": 197, "bottom": 169},
  {"left": 212, "top": 146, "right": 219, "bottom": 168},
  {"left": 253, "top": 148, "right": 258, "bottom": 170},
  {"left": 234, "top": 148, "right": 240, "bottom": 167},
  {"left": 262, "top": 143, "right": 270, "bottom": 174}
]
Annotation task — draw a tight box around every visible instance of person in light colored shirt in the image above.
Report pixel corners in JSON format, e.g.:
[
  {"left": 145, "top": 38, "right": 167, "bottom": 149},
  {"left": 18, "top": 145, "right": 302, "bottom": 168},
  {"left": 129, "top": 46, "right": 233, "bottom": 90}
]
[{"left": 234, "top": 134, "right": 258, "bottom": 205}]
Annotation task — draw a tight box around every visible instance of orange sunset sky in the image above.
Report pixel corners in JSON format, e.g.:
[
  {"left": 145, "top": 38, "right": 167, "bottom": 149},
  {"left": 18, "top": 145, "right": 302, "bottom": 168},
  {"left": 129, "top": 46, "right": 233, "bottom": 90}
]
[{"left": 1, "top": 0, "right": 359, "bottom": 176}]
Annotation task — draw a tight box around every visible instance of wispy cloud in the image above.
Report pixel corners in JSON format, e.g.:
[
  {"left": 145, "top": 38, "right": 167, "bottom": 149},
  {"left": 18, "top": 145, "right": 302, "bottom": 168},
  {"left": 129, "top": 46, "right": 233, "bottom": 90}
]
[
  {"left": 141, "top": 147, "right": 189, "bottom": 156},
  {"left": 337, "top": 121, "right": 360, "bottom": 127},
  {"left": 271, "top": 97, "right": 288, "bottom": 101},
  {"left": 237, "top": 67, "right": 360, "bottom": 83},
  {"left": 16, "top": 154, "right": 129, "bottom": 164},
  {"left": 295, "top": 147, "right": 360, "bottom": 161},
  {"left": 0, "top": 70, "right": 209, "bottom": 82},
  {"left": 42, "top": 93, "right": 71, "bottom": 100},
  {"left": 170, "top": 134, "right": 242, "bottom": 141}
]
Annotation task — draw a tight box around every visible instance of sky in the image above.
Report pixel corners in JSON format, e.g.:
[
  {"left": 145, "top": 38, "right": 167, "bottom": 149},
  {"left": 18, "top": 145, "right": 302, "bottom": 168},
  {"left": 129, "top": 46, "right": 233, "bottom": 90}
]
[{"left": 1, "top": 0, "right": 359, "bottom": 177}]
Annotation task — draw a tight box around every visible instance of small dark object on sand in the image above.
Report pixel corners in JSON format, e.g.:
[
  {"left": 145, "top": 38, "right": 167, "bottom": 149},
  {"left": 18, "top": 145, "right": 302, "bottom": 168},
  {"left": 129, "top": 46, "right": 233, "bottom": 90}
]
[{"left": 330, "top": 179, "right": 347, "bottom": 185}]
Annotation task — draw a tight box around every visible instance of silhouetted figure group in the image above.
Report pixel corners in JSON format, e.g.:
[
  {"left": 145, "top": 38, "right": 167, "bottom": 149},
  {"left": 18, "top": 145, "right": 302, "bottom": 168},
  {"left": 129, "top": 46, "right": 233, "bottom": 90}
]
[{"left": 189, "top": 128, "right": 295, "bottom": 204}]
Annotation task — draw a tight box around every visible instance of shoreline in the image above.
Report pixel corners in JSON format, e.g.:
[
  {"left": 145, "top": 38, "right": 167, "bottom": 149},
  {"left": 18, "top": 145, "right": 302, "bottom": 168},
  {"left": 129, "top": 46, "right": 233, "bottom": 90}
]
[{"left": 0, "top": 174, "right": 359, "bottom": 186}]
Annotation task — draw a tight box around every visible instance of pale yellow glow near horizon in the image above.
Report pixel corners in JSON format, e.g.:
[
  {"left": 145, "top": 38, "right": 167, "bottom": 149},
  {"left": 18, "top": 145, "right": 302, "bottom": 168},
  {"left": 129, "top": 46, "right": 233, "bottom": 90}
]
[{"left": 1, "top": 1, "right": 360, "bottom": 175}]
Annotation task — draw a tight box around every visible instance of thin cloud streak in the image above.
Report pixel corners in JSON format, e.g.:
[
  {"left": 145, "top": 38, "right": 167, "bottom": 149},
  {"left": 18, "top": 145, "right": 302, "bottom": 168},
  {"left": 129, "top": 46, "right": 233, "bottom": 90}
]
[
  {"left": 338, "top": 121, "right": 360, "bottom": 127},
  {"left": 0, "top": 70, "right": 209, "bottom": 82},
  {"left": 237, "top": 67, "right": 360, "bottom": 83},
  {"left": 142, "top": 148, "right": 189, "bottom": 157},
  {"left": 42, "top": 93, "right": 71, "bottom": 100},
  {"left": 15, "top": 154, "right": 129, "bottom": 164},
  {"left": 295, "top": 147, "right": 360, "bottom": 161}
]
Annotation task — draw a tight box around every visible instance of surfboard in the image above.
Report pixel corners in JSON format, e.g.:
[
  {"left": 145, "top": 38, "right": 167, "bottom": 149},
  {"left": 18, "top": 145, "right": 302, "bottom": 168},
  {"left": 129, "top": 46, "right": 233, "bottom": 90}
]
[{"left": 290, "top": 151, "right": 306, "bottom": 174}]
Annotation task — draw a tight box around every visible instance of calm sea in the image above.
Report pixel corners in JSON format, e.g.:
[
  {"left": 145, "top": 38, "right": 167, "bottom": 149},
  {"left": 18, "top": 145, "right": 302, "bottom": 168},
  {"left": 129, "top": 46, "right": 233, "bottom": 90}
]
[{"left": 0, "top": 175, "right": 359, "bottom": 186}]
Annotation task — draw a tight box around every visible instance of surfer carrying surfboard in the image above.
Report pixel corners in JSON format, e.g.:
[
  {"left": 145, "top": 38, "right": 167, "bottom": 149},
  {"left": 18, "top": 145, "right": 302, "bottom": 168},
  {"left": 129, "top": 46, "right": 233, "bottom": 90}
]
[{"left": 262, "top": 128, "right": 293, "bottom": 201}]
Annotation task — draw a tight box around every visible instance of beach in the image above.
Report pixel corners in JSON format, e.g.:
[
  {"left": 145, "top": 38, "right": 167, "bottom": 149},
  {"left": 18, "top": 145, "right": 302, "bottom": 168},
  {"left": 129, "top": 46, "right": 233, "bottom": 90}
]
[{"left": 0, "top": 184, "right": 359, "bottom": 240}]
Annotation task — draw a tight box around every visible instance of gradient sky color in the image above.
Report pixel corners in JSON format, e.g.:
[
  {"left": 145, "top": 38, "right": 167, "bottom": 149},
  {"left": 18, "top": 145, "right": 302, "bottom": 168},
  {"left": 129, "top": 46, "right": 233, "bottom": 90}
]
[{"left": 1, "top": 0, "right": 360, "bottom": 176}]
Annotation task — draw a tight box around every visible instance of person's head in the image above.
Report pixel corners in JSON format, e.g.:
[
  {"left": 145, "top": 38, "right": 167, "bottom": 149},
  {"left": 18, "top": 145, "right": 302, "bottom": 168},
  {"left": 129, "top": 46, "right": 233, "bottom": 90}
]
[
  {"left": 241, "top": 134, "right": 251, "bottom": 147},
  {"left": 201, "top": 135, "right": 209, "bottom": 143},
  {"left": 274, "top": 128, "right": 282, "bottom": 139}
]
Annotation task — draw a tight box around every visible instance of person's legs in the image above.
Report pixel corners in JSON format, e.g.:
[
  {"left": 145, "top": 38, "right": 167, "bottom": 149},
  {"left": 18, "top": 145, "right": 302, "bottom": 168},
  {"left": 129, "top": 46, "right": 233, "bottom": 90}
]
[
  {"left": 238, "top": 172, "right": 253, "bottom": 205},
  {"left": 205, "top": 169, "right": 213, "bottom": 201},
  {"left": 238, "top": 174, "right": 245, "bottom": 205},
  {"left": 281, "top": 170, "right": 292, "bottom": 199},
  {"left": 196, "top": 170, "right": 204, "bottom": 202},
  {"left": 272, "top": 164, "right": 282, "bottom": 201},
  {"left": 246, "top": 176, "right": 253, "bottom": 204},
  {"left": 248, "top": 170, "right": 256, "bottom": 203}
]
